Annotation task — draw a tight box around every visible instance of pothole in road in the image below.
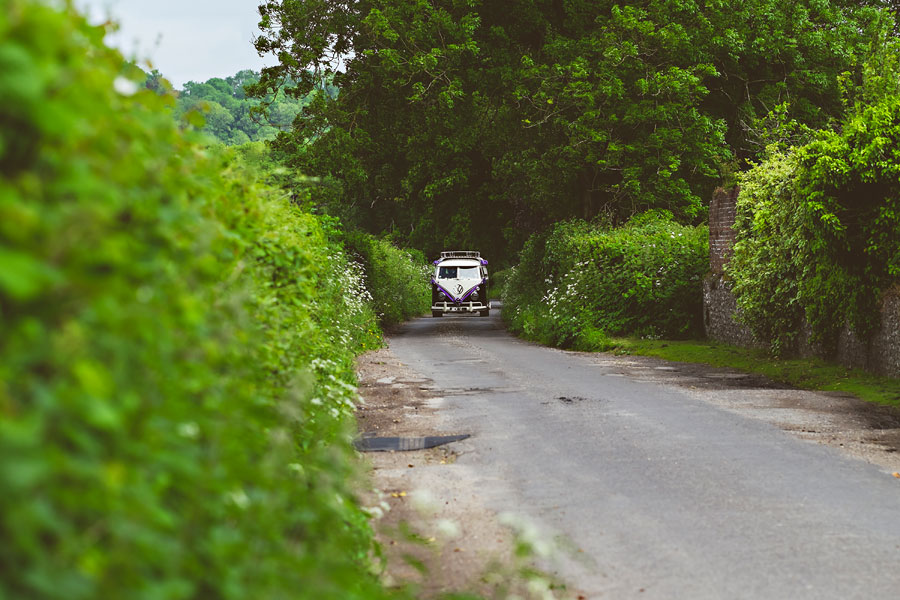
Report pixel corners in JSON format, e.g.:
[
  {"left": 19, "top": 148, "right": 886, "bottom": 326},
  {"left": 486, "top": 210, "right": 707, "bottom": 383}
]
[
  {"left": 437, "top": 358, "right": 488, "bottom": 365},
  {"left": 553, "top": 396, "right": 595, "bottom": 404},
  {"left": 443, "top": 386, "right": 522, "bottom": 396},
  {"left": 354, "top": 434, "right": 471, "bottom": 452}
]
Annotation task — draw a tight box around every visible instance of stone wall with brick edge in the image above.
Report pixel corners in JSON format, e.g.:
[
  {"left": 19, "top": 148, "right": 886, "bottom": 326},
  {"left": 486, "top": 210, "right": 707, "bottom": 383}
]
[
  {"left": 702, "top": 187, "right": 760, "bottom": 348},
  {"left": 701, "top": 187, "right": 900, "bottom": 377}
]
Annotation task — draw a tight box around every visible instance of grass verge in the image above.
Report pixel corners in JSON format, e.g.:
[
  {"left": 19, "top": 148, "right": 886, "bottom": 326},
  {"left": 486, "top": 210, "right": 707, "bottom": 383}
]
[{"left": 608, "top": 338, "right": 900, "bottom": 407}]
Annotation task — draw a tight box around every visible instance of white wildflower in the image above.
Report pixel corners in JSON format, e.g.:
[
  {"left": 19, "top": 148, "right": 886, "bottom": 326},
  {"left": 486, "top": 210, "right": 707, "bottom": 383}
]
[
  {"left": 177, "top": 422, "right": 199, "bottom": 439},
  {"left": 113, "top": 76, "right": 139, "bottom": 96},
  {"left": 229, "top": 488, "right": 250, "bottom": 509},
  {"left": 435, "top": 519, "right": 461, "bottom": 540}
]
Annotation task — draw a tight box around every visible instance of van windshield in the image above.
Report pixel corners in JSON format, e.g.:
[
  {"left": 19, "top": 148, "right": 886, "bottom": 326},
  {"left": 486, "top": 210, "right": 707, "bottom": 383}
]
[{"left": 438, "top": 266, "right": 480, "bottom": 279}]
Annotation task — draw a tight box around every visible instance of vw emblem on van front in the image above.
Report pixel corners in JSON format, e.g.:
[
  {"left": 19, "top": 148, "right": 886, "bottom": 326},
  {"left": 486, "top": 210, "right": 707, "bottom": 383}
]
[{"left": 456, "top": 284, "right": 464, "bottom": 294}]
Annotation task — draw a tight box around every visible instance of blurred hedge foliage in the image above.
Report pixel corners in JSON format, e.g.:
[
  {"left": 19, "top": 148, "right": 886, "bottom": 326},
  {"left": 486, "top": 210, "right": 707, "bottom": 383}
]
[
  {"left": 0, "top": 2, "right": 416, "bottom": 598},
  {"left": 502, "top": 213, "right": 708, "bottom": 349}
]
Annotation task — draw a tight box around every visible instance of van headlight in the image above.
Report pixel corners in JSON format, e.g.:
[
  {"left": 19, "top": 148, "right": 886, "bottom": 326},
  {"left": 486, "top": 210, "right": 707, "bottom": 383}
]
[{"left": 471, "top": 290, "right": 479, "bottom": 301}]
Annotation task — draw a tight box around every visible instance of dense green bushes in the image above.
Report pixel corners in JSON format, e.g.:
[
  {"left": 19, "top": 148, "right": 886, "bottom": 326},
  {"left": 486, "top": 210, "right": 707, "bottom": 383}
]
[
  {"left": 0, "top": 2, "right": 409, "bottom": 598},
  {"left": 339, "top": 230, "right": 431, "bottom": 326},
  {"left": 503, "top": 213, "right": 708, "bottom": 349},
  {"left": 729, "top": 71, "right": 900, "bottom": 356},
  {"left": 725, "top": 150, "right": 804, "bottom": 355}
]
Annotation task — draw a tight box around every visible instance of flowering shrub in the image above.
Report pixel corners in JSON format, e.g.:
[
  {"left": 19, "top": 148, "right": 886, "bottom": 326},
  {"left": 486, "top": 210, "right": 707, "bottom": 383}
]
[
  {"left": 339, "top": 229, "right": 432, "bottom": 325},
  {"left": 0, "top": 3, "right": 399, "bottom": 598},
  {"left": 503, "top": 213, "right": 708, "bottom": 348}
]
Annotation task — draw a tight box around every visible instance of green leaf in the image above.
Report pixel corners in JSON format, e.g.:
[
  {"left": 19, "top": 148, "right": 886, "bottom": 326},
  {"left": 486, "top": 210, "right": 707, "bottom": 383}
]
[{"left": 0, "top": 248, "right": 61, "bottom": 300}]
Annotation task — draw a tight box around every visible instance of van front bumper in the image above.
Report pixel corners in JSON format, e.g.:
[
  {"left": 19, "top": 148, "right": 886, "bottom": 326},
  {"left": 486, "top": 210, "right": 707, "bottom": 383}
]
[{"left": 431, "top": 301, "right": 489, "bottom": 313}]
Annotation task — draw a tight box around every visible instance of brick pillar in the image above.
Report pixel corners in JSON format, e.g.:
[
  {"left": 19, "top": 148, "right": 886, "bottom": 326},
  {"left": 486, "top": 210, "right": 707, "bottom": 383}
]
[{"left": 709, "top": 187, "right": 739, "bottom": 274}]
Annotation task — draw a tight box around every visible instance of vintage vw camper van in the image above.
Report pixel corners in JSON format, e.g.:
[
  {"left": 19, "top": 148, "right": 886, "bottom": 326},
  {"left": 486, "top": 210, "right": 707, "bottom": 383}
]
[{"left": 431, "top": 251, "right": 490, "bottom": 317}]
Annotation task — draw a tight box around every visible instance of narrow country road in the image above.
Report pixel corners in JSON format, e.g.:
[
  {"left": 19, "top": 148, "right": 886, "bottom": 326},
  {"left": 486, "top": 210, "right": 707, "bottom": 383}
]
[{"left": 384, "top": 308, "right": 900, "bottom": 599}]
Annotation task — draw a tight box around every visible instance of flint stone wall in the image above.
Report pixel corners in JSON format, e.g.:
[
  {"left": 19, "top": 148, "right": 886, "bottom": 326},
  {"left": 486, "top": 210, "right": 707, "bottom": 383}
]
[
  {"left": 702, "top": 273, "right": 759, "bottom": 349},
  {"left": 703, "top": 187, "right": 900, "bottom": 377}
]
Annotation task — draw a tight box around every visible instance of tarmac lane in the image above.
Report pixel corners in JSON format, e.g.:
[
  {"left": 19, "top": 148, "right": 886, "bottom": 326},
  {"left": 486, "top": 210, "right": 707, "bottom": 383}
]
[{"left": 384, "top": 308, "right": 900, "bottom": 599}]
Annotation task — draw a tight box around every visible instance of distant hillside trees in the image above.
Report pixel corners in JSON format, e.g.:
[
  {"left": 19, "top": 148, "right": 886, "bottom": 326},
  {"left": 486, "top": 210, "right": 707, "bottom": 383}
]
[{"left": 142, "top": 69, "right": 326, "bottom": 145}]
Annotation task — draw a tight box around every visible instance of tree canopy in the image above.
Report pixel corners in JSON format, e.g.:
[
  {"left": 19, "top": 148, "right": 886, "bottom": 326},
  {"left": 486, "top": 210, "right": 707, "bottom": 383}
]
[{"left": 251, "top": 0, "right": 890, "bottom": 264}]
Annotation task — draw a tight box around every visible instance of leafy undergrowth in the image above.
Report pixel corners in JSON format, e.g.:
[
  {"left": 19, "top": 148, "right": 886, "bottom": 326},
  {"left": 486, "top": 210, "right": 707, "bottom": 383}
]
[{"left": 609, "top": 339, "right": 900, "bottom": 407}]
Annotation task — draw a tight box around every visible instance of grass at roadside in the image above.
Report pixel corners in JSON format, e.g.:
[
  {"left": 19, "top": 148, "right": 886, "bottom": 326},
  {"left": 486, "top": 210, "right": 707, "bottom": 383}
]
[{"left": 608, "top": 338, "right": 900, "bottom": 407}]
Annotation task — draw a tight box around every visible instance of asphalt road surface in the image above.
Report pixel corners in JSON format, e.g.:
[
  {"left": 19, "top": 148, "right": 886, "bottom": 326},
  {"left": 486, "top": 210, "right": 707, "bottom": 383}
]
[{"left": 386, "top": 308, "right": 900, "bottom": 599}]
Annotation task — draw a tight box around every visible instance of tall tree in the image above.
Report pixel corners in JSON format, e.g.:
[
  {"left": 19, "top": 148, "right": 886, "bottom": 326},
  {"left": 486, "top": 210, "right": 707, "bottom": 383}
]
[{"left": 251, "top": 0, "right": 887, "bottom": 263}]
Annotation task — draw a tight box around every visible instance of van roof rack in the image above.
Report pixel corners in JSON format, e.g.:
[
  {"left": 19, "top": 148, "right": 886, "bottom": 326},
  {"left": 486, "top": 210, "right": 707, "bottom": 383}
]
[{"left": 440, "top": 251, "right": 481, "bottom": 259}]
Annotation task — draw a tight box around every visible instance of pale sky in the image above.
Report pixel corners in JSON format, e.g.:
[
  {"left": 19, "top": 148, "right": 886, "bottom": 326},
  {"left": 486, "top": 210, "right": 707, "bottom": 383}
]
[{"left": 82, "top": 0, "right": 272, "bottom": 88}]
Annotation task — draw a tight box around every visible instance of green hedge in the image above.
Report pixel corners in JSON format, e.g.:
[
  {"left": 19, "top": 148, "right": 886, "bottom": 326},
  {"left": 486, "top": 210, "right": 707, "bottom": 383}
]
[
  {"left": 338, "top": 229, "right": 431, "bottom": 326},
  {"left": 729, "top": 91, "right": 900, "bottom": 356},
  {"left": 0, "top": 2, "right": 400, "bottom": 598},
  {"left": 726, "top": 149, "right": 805, "bottom": 355},
  {"left": 503, "top": 212, "right": 708, "bottom": 349}
]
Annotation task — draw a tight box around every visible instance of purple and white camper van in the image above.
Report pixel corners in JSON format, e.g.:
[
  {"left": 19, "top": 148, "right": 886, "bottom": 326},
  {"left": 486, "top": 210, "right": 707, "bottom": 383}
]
[{"left": 431, "top": 251, "right": 490, "bottom": 317}]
